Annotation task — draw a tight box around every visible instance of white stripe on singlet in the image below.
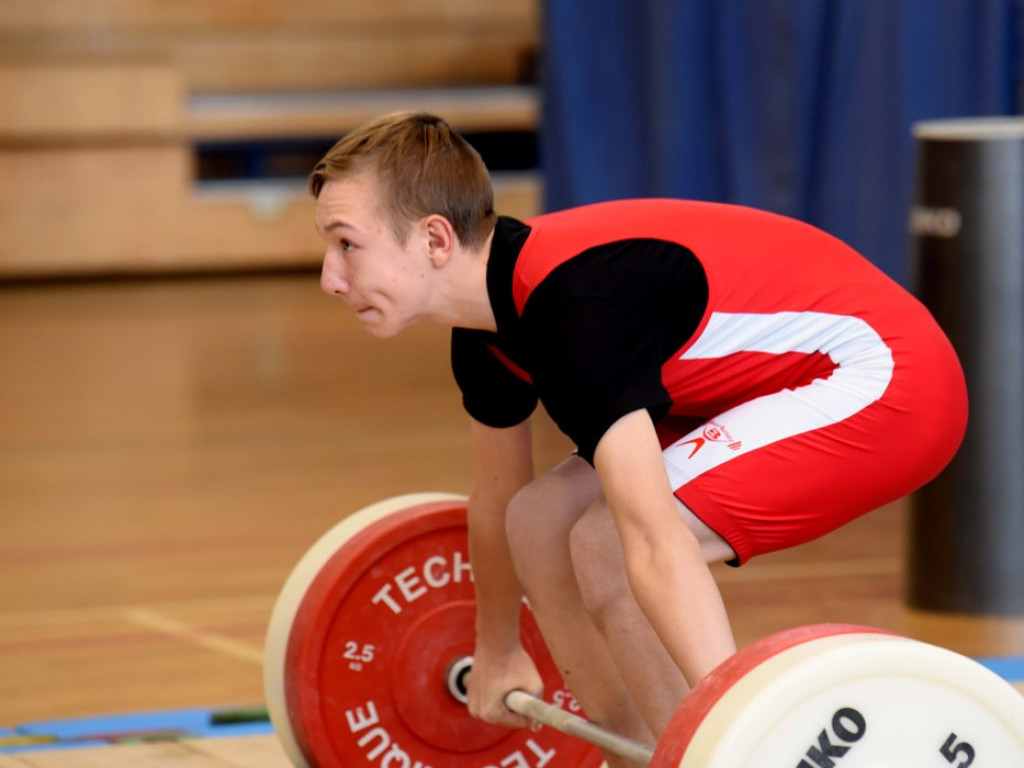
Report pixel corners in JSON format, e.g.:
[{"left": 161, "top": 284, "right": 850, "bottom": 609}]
[{"left": 664, "top": 311, "right": 895, "bottom": 485}]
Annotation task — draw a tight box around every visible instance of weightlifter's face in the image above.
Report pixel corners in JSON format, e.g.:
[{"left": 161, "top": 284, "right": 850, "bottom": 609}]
[{"left": 316, "top": 170, "right": 432, "bottom": 338}]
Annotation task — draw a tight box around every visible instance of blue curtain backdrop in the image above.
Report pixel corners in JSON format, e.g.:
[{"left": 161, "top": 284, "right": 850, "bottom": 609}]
[{"left": 540, "top": 0, "right": 1023, "bottom": 283}]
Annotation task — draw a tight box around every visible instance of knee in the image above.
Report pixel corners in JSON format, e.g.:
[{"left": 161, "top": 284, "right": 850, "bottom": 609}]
[
  {"left": 505, "top": 478, "right": 547, "bottom": 560},
  {"left": 504, "top": 475, "right": 572, "bottom": 584},
  {"left": 569, "top": 504, "right": 632, "bottom": 629}
]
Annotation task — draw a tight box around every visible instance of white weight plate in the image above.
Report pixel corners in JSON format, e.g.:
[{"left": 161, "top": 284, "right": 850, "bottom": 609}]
[
  {"left": 263, "top": 492, "right": 466, "bottom": 768},
  {"left": 678, "top": 631, "right": 1024, "bottom": 767}
]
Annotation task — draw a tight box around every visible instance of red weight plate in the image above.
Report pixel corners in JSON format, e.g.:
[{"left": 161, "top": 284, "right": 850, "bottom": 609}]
[
  {"left": 389, "top": 599, "right": 503, "bottom": 752},
  {"left": 265, "top": 493, "right": 463, "bottom": 765},
  {"left": 650, "top": 623, "right": 893, "bottom": 767},
  {"left": 280, "top": 498, "right": 603, "bottom": 767}
]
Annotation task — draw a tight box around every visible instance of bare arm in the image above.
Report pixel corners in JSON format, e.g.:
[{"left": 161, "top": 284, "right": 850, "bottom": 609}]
[
  {"left": 593, "top": 409, "right": 736, "bottom": 688},
  {"left": 466, "top": 417, "right": 541, "bottom": 726}
]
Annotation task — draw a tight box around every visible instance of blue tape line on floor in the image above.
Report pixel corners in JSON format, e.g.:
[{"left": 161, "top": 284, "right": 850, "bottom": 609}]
[
  {"left": 976, "top": 656, "right": 1024, "bottom": 681},
  {"left": 0, "top": 706, "right": 272, "bottom": 754}
]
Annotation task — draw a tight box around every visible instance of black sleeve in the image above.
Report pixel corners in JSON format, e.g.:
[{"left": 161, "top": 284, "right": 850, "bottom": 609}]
[
  {"left": 450, "top": 328, "right": 538, "bottom": 428},
  {"left": 526, "top": 299, "right": 673, "bottom": 463},
  {"left": 521, "top": 239, "right": 706, "bottom": 464}
]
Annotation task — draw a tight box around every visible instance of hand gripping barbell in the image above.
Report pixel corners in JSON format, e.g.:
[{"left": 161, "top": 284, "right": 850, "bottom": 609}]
[
  {"left": 446, "top": 655, "right": 653, "bottom": 764},
  {"left": 264, "top": 493, "right": 1024, "bottom": 767}
]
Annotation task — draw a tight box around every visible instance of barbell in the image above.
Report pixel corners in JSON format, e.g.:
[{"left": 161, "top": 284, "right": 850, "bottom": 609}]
[{"left": 264, "top": 493, "right": 1024, "bottom": 767}]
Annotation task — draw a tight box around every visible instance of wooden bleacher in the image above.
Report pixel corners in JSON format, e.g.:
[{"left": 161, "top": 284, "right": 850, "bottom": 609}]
[{"left": 0, "top": 1, "right": 541, "bottom": 277}]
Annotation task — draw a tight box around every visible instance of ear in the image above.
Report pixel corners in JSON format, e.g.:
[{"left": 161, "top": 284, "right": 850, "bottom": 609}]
[{"left": 422, "top": 215, "right": 456, "bottom": 268}]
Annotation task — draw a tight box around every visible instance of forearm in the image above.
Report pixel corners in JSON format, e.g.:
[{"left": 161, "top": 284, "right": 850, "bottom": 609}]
[
  {"left": 467, "top": 489, "right": 527, "bottom": 650},
  {"left": 623, "top": 518, "right": 735, "bottom": 686},
  {"left": 467, "top": 418, "right": 535, "bottom": 650},
  {"left": 595, "top": 409, "right": 736, "bottom": 688}
]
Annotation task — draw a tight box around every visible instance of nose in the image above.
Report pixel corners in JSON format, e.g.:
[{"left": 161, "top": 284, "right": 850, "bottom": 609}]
[{"left": 320, "top": 253, "right": 350, "bottom": 297}]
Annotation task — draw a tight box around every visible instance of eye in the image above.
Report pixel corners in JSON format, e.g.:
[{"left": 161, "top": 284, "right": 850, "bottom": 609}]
[{"left": 339, "top": 238, "right": 354, "bottom": 252}]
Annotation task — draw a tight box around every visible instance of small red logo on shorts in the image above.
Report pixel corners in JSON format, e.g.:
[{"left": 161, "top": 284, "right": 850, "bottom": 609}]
[{"left": 678, "top": 421, "right": 742, "bottom": 459}]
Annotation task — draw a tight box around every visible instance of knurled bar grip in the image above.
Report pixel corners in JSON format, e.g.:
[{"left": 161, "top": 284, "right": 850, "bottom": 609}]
[{"left": 503, "top": 689, "right": 655, "bottom": 765}]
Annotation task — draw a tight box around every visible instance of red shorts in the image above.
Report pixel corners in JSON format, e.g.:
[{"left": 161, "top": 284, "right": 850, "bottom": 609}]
[{"left": 656, "top": 308, "right": 967, "bottom": 566}]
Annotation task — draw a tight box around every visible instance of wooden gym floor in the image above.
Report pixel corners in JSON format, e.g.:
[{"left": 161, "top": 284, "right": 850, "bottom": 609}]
[{"left": 1, "top": 272, "right": 1022, "bottom": 766}]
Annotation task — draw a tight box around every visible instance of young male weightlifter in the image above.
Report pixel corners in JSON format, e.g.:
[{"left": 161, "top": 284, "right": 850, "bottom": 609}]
[{"left": 312, "top": 113, "right": 967, "bottom": 767}]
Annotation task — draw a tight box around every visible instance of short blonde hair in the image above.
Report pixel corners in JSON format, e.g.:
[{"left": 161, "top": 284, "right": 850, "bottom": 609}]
[{"left": 310, "top": 112, "right": 497, "bottom": 249}]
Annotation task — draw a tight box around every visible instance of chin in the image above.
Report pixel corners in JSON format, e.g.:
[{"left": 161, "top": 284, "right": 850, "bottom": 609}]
[
  {"left": 360, "top": 317, "right": 404, "bottom": 339},
  {"left": 363, "top": 325, "right": 398, "bottom": 339},
  {"left": 357, "top": 308, "right": 419, "bottom": 339}
]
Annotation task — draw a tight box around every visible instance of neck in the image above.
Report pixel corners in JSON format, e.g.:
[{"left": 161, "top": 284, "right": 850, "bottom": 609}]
[{"left": 431, "top": 228, "right": 497, "bottom": 332}]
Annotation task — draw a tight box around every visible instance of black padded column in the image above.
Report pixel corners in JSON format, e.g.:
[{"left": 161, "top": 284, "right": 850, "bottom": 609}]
[{"left": 907, "top": 118, "right": 1024, "bottom": 615}]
